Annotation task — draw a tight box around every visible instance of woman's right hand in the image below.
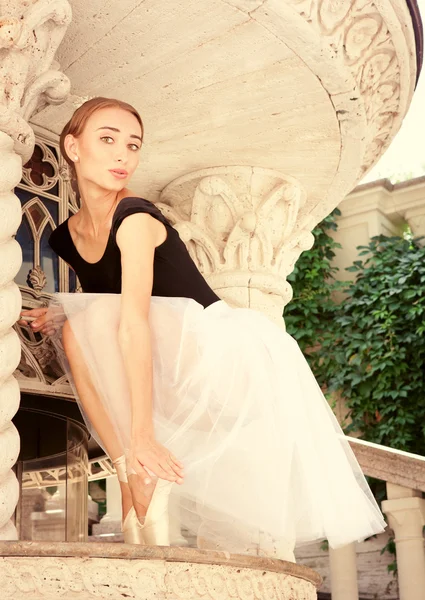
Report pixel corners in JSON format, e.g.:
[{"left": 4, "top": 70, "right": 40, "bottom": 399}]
[
  {"left": 18, "top": 308, "right": 57, "bottom": 336},
  {"left": 128, "top": 435, "right": 184, "bottom": 485}
]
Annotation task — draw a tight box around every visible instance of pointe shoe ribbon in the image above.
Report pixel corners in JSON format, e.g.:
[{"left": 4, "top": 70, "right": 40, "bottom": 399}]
[
  {"left": 112, "top": 454, "right": 128, "bottom": 483},
  {"left": 112, "top": 455, "right": 144, "bottom": 544}
]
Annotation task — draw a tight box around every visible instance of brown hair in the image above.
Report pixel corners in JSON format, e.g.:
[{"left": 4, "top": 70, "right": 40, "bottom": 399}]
[{"left": 59, "top": 97, "right": 144, "bottom": 181}]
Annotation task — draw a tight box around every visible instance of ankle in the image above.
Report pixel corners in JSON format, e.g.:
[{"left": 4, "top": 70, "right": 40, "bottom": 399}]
[{"left": 120, "top": 481, "right": 133, "bottom": 520}]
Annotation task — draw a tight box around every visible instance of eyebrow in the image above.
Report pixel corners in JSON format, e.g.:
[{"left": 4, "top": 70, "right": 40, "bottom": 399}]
[{"left": 96, "top": 126, "right": 142, "bottom": 143}]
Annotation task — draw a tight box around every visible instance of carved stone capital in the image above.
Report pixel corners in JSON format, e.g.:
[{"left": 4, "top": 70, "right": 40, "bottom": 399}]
[
  {"left": 382, "top": 495, "right": 425, "bottom": 538},
  {"left": 0, "top": 0, "right": 72, "bottom": 162},
  {"left": 159, "top": 167, "right": 314, "bottom": 322}
]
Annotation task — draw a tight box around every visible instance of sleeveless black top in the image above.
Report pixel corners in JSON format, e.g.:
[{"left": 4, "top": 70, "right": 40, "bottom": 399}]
[{"left": 48, "top": 197, "right": 220, "bottom": 308}]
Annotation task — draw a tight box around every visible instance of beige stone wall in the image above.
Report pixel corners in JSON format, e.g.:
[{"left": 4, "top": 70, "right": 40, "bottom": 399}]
[{"left": 331, "top": 177, "right": 425, "bottom": 282}]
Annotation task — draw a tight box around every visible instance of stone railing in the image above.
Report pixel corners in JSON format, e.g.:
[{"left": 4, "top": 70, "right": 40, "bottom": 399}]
[
  {"left": 0, "top": 542, "right": 322, "bottom": 600},
  {"left": 328, "top": 437, "right": 425, "bottom": 600}
]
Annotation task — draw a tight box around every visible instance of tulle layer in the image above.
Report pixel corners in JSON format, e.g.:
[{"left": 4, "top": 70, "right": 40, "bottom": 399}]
[{"left": 48, "top": 294, "right": 386, "bottom": 554}]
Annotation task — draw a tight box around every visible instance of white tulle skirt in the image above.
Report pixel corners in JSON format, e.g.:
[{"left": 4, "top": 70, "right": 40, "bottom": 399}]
[{"left": 49, "top": 293, "right": 386, "bottom": 554}]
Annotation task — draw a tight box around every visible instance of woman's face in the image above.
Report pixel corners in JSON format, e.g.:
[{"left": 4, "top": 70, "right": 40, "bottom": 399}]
[{"left": 66, "top": 106, "right": 142, "bottom": 193}]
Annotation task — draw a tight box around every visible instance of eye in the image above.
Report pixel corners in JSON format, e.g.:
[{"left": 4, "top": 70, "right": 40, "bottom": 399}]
[
  {"left": 128, "top": 143, "right": 141, "bottom": 152},
  {"left": 100, "top": 136, "right": 114, "bottom": 143}
]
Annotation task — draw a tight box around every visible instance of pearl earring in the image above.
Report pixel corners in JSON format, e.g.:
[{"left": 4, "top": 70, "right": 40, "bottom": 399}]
[{"left": 74, "top": 156, "right": 78, "bottom": 161}]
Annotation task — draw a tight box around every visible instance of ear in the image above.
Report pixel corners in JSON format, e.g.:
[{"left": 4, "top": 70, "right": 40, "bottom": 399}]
[{"left": 64, "top": 134, "right": 79, "bottom": 162}]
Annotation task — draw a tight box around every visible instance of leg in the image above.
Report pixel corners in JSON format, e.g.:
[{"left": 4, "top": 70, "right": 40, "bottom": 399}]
[
  {"left": 62, "top": 319, "right": 133, "bottom": 521},
  {"left": 62, "top": 302, "right": 154, "bottom": 525}
]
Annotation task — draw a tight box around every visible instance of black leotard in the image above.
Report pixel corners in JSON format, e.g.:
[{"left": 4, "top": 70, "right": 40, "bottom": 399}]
[{"left": 48, "top": 197, "right": 220, "bottom": 308}]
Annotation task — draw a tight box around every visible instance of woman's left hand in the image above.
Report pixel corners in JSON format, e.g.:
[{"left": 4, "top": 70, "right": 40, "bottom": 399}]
[
  {"left": 18, "top": 308, "right": 58, "bottom": 336},
  {"left": 128, "top": 435, "right": 184, "bottom": 485}
]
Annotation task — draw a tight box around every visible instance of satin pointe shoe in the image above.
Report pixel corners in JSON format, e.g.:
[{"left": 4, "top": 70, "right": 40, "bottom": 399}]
[
  {"left": 112, "top": 455, "right": 144, "bottom": 544},
  {"left": 140, "top": 478, "right": 174, "bottom": 546}
]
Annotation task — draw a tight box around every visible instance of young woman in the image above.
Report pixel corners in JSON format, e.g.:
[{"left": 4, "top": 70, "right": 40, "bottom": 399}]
[{"left": 20, "top": 97, "right": 386, "bottom": 557}]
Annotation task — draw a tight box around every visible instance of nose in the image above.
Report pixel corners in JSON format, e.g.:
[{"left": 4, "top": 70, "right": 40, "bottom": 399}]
[{"left": 113, "top": 144, "right": 129, "bottom": 164}]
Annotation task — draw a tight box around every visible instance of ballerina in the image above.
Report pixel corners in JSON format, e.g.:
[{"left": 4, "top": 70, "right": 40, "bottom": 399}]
[{"left": 19, "top": 96, "right": 386, "bottom": 558}]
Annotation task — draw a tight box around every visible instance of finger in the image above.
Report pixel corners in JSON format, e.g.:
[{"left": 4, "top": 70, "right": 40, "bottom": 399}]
[
  {"left": 161, "top": 463, "right": 183, "bottom": 485},
  {"left": 21, "top": 307, "right": 48, "bottom": 317},
  {"left": 31, "top": 316, "right": 51, "bottom": 330},
  {"left": 160, "top": 464, "right": 178, "bottom": 481},
  {"left": 132, "top": 463, "right": 152, "bottom": 486},
  {"left": 171, "top": 465, "right": 185, "bottom": 477},
  {"left": 41, "top": 327, "right": 56, "bottom": 336},
  {"left": 167, "top": 458, "right": 184, "bottom": 478},
  {"left": 152, "top": 462, "right": 177, "bottom": 482},
  {"left": 171, "top": 467, "right": 184, "bottom": 484},
  {"left": 135, "top": 458, "right": 173, "bottom": 484},
  {"left": 166, "top": 463, "right": 184, "bottom": 484},
  {"left": 159, "top": 456, "right": 176, "bottom": 473},
  {"left": 170, "top": 455, "right": 184, "bottom": 469}
]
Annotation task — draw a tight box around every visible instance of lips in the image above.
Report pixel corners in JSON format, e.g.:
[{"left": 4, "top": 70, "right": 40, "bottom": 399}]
[{"left": 109, "top": 169, "right": 128, "bottom": 179}]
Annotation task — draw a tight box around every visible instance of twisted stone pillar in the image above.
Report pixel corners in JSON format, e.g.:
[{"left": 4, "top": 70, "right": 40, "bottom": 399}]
[
  {"left": 0, "top": 0, "right": 71, "bottom": 539},
  {"left": 0, "top": 133, "right": 23, "bottom": 540}
]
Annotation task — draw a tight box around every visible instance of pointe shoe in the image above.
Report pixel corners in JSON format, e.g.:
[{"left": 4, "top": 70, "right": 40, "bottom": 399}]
[
  {"left": 122, "top": 506, "right": 145, "bottom": 544},
  {"left": 141, "top": 478, "right": 174, "bottom": 546},
  {"left": 112, "top": 455, "right": 144, "bottom": 544},
  {"left": 114, "top": 455, "right": 174, "bottom": 546}
]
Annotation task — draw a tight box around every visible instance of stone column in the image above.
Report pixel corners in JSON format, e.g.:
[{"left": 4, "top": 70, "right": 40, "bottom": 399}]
[
  {"left": 159, "top": 167, "right": 315, "bottom": 323},
  {"left": 328, "top": 544, "right": 359, "bottom": 600},
  {"left": 382, "top": 484, "right": 425, "bottom": 600},
  {"left": 0, "top": 0, "right": 71, "bottom": 539}
]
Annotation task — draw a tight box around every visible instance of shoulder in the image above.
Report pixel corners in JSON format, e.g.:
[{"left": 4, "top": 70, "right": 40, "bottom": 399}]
[
  {"left": 48, "top": 219, "right": 69, "bottom": 252},
  {"left": 112, "top": 197, "right": 169, "bottom": 236}
]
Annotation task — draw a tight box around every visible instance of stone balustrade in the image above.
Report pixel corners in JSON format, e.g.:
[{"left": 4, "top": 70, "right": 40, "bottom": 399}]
[
  {"left": 0, "top": 542, "right": 321, "bottom": 600},
  {"left": 325, "top": 438, "right": 425, "bottom": 600}
]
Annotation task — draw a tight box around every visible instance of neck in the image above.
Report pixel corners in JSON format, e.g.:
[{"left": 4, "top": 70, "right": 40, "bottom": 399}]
[{"left": 76, "top": 180, "right": 128, "bottom": 234}]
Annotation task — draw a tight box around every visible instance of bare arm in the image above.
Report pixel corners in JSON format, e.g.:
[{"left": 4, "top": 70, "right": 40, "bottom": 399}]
[{"left": 116, "top": 213, "right": 184, "bottom": 484}]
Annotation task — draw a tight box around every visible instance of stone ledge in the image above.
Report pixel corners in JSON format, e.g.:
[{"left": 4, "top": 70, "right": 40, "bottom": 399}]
[{"left": 0, "top": 541, "right": 321, "bottom": 599}]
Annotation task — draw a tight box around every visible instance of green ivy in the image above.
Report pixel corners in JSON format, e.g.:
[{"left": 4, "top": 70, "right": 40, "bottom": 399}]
[
  {"left": 287, "top": 221, "right": 425, "bottom": 456},
  {"left": 318, "top": 235, "right": 425, "bottom": 455},
  {"left": 285, "top": 208, "right": 343, "bottom": 358}
]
